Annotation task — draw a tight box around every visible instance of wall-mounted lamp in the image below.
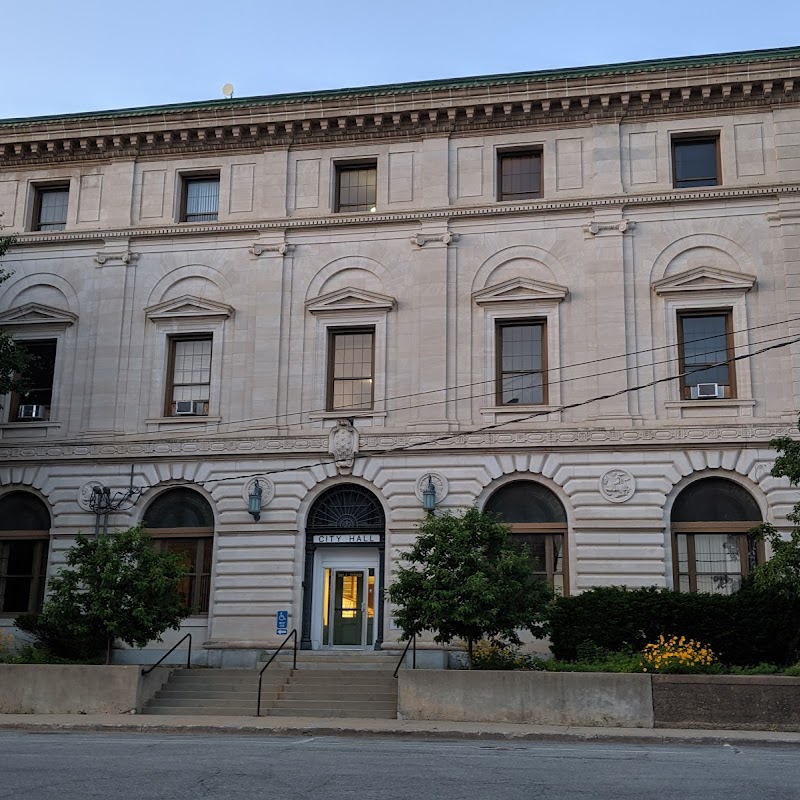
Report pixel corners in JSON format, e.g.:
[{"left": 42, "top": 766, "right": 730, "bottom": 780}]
[
  {"left": 422, "top": 475, "right": 437, "bottom": 514},
  {"left": 248, "top": 479, "right": 263, "bottom": 522}
]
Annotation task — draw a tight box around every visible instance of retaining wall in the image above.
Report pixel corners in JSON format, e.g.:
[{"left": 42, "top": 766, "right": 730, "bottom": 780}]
[{"left": 0, "top": 665, "right": 171, "bottom": 714}]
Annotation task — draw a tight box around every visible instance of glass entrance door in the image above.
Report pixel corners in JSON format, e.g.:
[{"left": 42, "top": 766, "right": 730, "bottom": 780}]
[{"left": 322, "top": 567, "right": 375, "bottom": 647}]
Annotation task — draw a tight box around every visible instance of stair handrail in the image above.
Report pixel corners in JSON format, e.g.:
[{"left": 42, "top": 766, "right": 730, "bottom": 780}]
[
  {"left": 141, "top": 633, "right": 192, "bottom": 675},
  {"left": 393, "top": 633, "right": 416, "bottom": 679},
  {"left": 256, "top": 629, "right": 297, "bottom": 717}
]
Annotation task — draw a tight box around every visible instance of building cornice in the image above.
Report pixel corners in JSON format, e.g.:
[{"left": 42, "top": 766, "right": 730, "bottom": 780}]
[
  {"left": 4, "top": 184, "right": 798, "bottom": 249},
  {"left": 1, "top": 54, "right": 798, "bottom": 167}
]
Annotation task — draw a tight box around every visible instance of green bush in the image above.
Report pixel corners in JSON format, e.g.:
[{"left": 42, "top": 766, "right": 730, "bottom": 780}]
[
  {"left": 546, "top": 585, "right": 800, "bottom": 667},
  {"left": 14, "top": 612, "right": 105, "bottom": 662}
]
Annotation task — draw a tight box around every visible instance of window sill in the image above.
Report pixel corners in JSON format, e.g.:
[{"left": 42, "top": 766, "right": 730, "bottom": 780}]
[
  {"left": 145, "top": 416, "right": 222, "bottom": 425},
  {"left": 480, "top": 405, "right": 562, "bottom": 422},
  {"left": 665, "top": 399, "right": 754, "bottom": 419},
  {"left": 0, "top": 421, "right": 61, "bottom": 429},
  {"left": 308, "top": 411, "right": 387, "bottom": 420}
]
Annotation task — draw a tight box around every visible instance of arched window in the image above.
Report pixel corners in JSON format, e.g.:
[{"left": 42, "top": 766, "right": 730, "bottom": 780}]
[
  {"left": 484, "top": 480, "right": 568, "bottom": 594},
  {"left": 143, "top": 488, "right": 214, "bottom": 614},
  {"left": 671, "top": 477, "right": 763, "bottom": 594},
  {"left": 0, "top": 491, "right": 50, "bottom": 614},
  {"left": 307, "top": 484, "right": 385, "bottom": 532}
]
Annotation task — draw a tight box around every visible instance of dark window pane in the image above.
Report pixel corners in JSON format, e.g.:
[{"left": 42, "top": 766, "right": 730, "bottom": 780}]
[
  {"left": 498, "top": 322, "right": 545, "bottom": 405},
  {"left": 499, "top": 153, "right": 542, "bottom": 200},
  {"left": 337, "top": 166, "right": 377, "bottom": 212},
  {"left": 485, "top": 481, "right": 567, "bottom": 523},
  {"left": 330, "top": 329, "right": 374, "bottom": 410},
  {"left": 672, "top": 478, "right": 761, "bottom": 523},
  {"left": 0, "top": 491, "right": 51, "bottom": 530},
  {"left": 184, "top": 178, "right": 219, "bottom": 222},
  {"left": 14, "top": 340, "right": 57, "bottom": 410},
  {"left": 674, "top": 139, "right": 718, "bottom": 188},
  {"left": 37, "top": 187, "right": 69, "bottom": 231},
  {"left": 679, "top": 314, "right": 732, "bottom": 394},
  {"left": 144, "top": 488, "right": 214, "bottom": 528}
]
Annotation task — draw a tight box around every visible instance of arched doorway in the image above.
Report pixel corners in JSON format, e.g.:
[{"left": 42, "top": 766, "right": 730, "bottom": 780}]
[
  {"left": 671, "top": 477, "right": 763, "bottom": 594},
  {"left": 0, "top": 491, "right": 51, "bottom": 614},
  {"left": 301, "top": 484, "right": 385, "bottom": 650},
  {"left": 484, "top": 480, "right": 569, "bottom": 594},
  {"left": 143, "top": 487, "right": 214, "bottom": 615}
]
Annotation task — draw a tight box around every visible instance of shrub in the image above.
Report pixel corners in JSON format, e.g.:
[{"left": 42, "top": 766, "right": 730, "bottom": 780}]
[
  {"left": 546, "top": 585, "right": 800, "bottom": 667},
  {"left": 471, "top": 639, "right": 539, "bottom": 670}
]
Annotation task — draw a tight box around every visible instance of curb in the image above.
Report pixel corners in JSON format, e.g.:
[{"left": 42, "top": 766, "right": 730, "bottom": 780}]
[{"left": 1, "top": 719, "right": 799, "bottom": 747}]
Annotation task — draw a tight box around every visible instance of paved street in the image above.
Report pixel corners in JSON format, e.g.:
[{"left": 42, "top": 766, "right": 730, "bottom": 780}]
[{"left": 1, "top": 731, "right": 798, "bottom": 799}]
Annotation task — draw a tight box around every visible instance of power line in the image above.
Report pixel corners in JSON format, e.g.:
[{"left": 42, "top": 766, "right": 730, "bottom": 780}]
[
  {"left": 122, "top": 316, "right": 799, "bottom": 441},
  {"left": 111, "top": 333, "right": 798, "bottom": 503}
]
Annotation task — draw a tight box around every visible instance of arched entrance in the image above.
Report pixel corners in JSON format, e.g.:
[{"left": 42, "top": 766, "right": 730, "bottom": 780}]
[
  {"left": 670, "top": 477, "right": 763, "bottom": 594},
  {"left": 301, "top": 484, "right": 385, "bottom": 650}
]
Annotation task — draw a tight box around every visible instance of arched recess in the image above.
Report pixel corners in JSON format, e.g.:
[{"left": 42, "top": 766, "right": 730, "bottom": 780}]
[
  {"left": 305, "top": 255, "right": 391, "bottom": 301},
  {"left": 648, "top": 233, "right": 755, "bottom": 286},
  {"left": 484, "top": 480, "right": 569, "bottom": 595},
  {"left": 471, "top": 245, "right": 569, "bottom": 295},
  {"left": 143, "top": 487, "right": 214, "bottom": 615},
  {"left": 0, "top": 491, "right": 51, "bottom": 614},
  {"left": 145, "top": 264, "right": 233, "bottom": 308},
  {"left": 670, "top": 476, "right": 763, "bottom": 594},
  {"left": 301, "top": 483, "right": 386, "bottom": 651}
]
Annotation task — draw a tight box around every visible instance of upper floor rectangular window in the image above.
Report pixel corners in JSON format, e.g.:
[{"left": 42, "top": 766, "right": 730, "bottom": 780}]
[
  {"left": 498, "top": 151, "right": 542, "bottom": 201},
  {"left": 336, "top": 163, "right": 377, "bottom": 213},
  {"left": 496, "top": 320, "right": 546, "bottom": 405},
  {"left": 678, "top": 311, "right": 735, "bottom": 400},
  {"left": 327, "top": 327, "right": 375, "bottom": 411},
  {"left": 672, "top": 136, "right": 720, "bottom": 188},
  {"left": 181, "top": 175, "right": 219, "bottom": 222},
  {"left": 10, "top": 339, "right": 57, "bottom": 422},
  {"left": 166, "top": 336, "right": 212, "bottom": 416},
  {"left": 33, "top": 185, "right": 69, "bottom": 231}
]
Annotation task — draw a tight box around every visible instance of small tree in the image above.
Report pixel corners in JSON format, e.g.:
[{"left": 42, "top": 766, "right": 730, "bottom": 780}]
[
  {"left": 387, "top": 506, "right": 552, "bottom": 666},
  {"left": 0, "top": 231, "right": 38, "bottom": 400},
  {"left": 22, "top": 526, "right": 189, "bottom": 663},
  {"left": 750, "top": 419, "right": 800, "bottom": 597}
]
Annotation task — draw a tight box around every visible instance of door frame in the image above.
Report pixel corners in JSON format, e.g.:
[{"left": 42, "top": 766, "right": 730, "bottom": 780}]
[{"left": 309, "top": 547, "right": 380, "bottom": 650}]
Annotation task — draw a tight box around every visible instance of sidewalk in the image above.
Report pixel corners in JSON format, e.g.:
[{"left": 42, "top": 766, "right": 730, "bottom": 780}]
[{"left": 1, "top": 713, "right": 799, "bottom": 746}]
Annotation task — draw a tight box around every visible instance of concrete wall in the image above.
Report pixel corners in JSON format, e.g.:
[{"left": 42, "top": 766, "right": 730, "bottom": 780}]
[
  {"left": 653, "top": 675, "right": 800, "bottom": 731},
  {"left": 0, "top": 665, "right": 171, "bottom": 714},
  {"left": 398, "top": 669, "right": 654, "bottom": 727}
]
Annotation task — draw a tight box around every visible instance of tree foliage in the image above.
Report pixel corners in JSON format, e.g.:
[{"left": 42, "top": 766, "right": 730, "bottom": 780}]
[
  {"left": 0, "top": 232, "right": 38, "bottom": 399},
  {"left": 386, "top": 507, "right": 552, "bottom": 665},
  {"left": 19, "top": 526, "right": 189, "bottom": 663},
  {"left": 749, "top": 419, "right": 800, "bottom": 597}
]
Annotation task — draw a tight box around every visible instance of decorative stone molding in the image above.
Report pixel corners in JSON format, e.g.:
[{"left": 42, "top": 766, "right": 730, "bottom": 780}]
[
  {"left": 653, "top": 266, "right": 756, "bottom": 296},
  {"left": 306, "top": 287, "right": 396, "bottom": 315},
  {"left": 0, "top": 423, "right": 795, "bottom": 463},
  {"left": 599, "top": 469, "right": 636, "bottom": 503},
  {"left": 472, "top": 277, "right": 568, "bottom": 306},
  {"left": 410, "top": 232, "right": 459, "bottom": 248},
  {"left": 329, "top": 419, "right": 359, "bottom": 474},
  {"left": 77, "top": 480, "right": 106, "bottom": 511},
  {"left": 414, "top": 472, "right": 449, "bottom": 504},
  {"left": 242, "top": 476, "right": 275, "bottom": 509},
  {"left": 144, "top": 295, "right": 234, "bottom": 321},
  {"left": 0, "top": 303, "right": 77, "bottom": 328},
  {"left": 249, "top": 242, "right": 295, "bottom": 257},
  {"left": 94, "top": 250, "right": 137, "bottom": 266},
  {"left": 582, "top": 219, "right": 635, "bottom": 237}
]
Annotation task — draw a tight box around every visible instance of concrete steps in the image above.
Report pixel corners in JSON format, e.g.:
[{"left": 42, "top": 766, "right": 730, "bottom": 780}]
[{"left": 142, "top": 658, "right": 399, "bottom": 718}]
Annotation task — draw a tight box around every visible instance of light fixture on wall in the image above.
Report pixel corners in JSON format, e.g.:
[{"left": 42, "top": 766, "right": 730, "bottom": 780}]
[
  {"left": 248, "top": 479, "right": 263, "bottom": 522},
  {"left": 422, "top": 475, "right": 437, "bottom": 514}
]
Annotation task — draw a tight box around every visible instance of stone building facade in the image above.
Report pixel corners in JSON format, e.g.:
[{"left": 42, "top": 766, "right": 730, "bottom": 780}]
[{"left": 1, "top": 47, "right": 799, "bottom": 663}]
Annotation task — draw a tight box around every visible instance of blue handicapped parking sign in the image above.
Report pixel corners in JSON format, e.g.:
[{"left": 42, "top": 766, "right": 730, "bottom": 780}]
[{"left": 276, "top": 610, "right": 289, "bottom": 635}]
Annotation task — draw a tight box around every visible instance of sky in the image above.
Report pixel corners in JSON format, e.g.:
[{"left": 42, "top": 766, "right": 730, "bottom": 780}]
[{"left": 2, "top": 0, "right": 799, "bottom": 120}]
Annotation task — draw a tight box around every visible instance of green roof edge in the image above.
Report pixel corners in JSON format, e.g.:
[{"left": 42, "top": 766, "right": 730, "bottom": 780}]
[{"left": 3, "top": 45, "right": 799, "bottom": 127}]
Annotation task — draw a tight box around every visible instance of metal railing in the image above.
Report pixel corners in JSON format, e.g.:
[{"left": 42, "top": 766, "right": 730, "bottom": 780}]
[
  {"left": 256, "top": 629, "right": 297, "bottom": 717},
  {"left": 141, "top": 633, "right": 192, "bottom": 675},
  {"left": 393, "top": 634, "right": 417, "bottom": 679}
]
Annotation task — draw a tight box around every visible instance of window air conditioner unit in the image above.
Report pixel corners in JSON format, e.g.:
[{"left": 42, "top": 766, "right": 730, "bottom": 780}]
[
  {"left": 175, "top": 400, "right": 205, "bottom": 415},
  {"left": 17, "top": 404, "right": 48, "bottom": 420},
  {"left": 691, "top": 383, "right": 724, "bottom": 400}
]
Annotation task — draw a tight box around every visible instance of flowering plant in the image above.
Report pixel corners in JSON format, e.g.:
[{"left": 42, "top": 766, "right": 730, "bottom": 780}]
[{"left": 641, "top": 634, "right": 715, "bottom": 673}]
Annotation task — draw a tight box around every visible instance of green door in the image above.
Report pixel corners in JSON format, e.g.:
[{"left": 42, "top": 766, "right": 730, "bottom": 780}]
[{"left": 331, "top": 570, "right": 364, "bottom": 646}]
